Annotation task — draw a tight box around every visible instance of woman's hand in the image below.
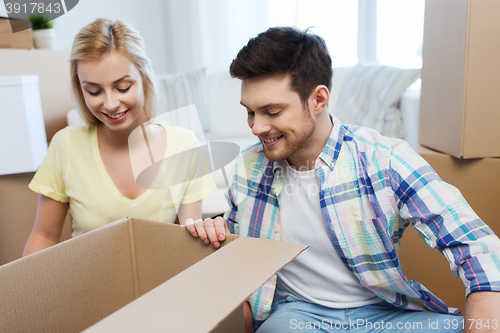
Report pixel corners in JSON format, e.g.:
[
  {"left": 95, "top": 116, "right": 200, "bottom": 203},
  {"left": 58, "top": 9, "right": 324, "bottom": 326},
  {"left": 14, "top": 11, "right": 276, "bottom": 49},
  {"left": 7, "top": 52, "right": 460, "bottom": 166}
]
[
  {"left": 23, "top": 194, "right": 68, "bottom": 257},
  {"left": 177, "top": 200, "right": 202, "bottom": 225}
]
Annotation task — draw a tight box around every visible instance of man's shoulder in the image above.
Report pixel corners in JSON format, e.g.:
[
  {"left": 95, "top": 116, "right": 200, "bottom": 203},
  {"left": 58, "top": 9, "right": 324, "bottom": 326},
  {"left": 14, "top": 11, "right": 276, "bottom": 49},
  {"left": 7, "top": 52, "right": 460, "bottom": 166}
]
[
  {"left": 240, "top": 141, "right": 264, "bottom": 158},
  {"left": 233, "top": 141, "right": 274, "bottom": 180},
  {"left": 343, "top": 124, "right": 404, "bottom": 156}
]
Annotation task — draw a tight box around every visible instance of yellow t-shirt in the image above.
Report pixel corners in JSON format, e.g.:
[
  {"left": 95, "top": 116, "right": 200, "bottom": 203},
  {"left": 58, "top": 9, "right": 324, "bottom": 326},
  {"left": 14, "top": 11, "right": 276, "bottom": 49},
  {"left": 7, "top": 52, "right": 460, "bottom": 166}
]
[{"left": 29, "top": 124, "right": 216, "bottom": 237}]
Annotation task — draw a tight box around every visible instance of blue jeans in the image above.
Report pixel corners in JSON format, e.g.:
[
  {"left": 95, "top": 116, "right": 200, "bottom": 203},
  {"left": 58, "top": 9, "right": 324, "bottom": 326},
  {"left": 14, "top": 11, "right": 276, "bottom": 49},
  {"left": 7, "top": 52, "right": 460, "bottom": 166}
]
[{"left": 256, "top": 296, "right": 463, "bottom": 332}]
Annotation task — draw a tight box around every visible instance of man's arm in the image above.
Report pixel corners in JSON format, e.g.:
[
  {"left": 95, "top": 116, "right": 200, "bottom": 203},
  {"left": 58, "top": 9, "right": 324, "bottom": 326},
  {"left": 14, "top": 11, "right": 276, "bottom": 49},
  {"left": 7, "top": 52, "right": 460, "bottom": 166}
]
[
  {"left": 465, "top": 291, "right": 500, "bottom": 333},
  {"left": 388, "top": 140, "right": 500, "bottom": 314}
]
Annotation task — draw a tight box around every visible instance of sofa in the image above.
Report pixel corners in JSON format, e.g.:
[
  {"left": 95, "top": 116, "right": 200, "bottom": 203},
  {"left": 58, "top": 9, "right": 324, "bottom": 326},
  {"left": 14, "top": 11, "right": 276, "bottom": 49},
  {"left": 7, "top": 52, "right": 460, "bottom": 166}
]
[{"left": 67, "top": 66, "right": 422, "bottom": 218}]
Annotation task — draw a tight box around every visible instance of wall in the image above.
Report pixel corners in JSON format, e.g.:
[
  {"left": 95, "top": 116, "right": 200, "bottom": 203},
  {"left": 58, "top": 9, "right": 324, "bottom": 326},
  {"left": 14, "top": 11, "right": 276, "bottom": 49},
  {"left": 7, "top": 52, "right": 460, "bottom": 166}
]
[
  {"left": 1, "top": 0, "right": 170, "bottom": 74},
  {"left": 52, "top": 0, "right": 169, "bottom": 74}
]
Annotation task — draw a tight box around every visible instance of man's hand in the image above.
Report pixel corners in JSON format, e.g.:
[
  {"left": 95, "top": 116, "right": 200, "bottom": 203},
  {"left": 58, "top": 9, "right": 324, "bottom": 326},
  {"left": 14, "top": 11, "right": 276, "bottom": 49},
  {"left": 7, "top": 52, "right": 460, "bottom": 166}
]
[
  {"left": 184, "top": 216, "right": 229, "bottom": 249},
  {"left": 465, "top": 291, "right": 500, "bottom": 333}
]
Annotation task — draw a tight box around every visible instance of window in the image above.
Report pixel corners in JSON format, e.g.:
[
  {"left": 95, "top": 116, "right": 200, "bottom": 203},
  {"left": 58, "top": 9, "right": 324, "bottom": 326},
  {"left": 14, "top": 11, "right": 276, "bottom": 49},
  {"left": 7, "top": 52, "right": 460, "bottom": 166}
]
[
  {"left": 268, "top": 0, "right": 358, "bottom": 67},
  {"left": 377, "top": 0, "right": 425, "bottom": 68},
  {"left": 267, "top": 0, "right": 425, "bottom": 68}
]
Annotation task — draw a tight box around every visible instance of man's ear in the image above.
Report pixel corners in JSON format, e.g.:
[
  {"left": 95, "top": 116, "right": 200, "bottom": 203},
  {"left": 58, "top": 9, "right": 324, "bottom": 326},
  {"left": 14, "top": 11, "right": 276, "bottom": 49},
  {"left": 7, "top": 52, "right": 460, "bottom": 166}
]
[{"left": 308, "top": 85, "right": 330, "bottom": 116}]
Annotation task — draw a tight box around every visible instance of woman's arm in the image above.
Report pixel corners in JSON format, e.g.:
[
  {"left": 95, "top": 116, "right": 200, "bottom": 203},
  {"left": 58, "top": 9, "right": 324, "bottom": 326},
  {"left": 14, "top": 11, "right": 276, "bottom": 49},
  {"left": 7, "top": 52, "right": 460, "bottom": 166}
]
[
  {"left": 23, "top": 194, "right": 69, "bottom": 257},
  {"left": 177, "top": 200, "right": 202, "bottom": 225}
]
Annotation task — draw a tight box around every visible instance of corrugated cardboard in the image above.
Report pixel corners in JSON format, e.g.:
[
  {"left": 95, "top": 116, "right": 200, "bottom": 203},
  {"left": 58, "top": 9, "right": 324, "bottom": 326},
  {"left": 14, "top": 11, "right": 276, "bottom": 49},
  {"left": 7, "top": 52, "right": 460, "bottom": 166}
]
[
  {"left": 399, "top": 145, "right": 500, "bottom": 313},
  {"left": 0, "top": 218, "right": 307, "bottom": 332},
  {"left": 0, "top": 18, "right": 32, "bottom": 49},
  {"left": 419, "top": 0, "right": 500, "bottom": 158}
]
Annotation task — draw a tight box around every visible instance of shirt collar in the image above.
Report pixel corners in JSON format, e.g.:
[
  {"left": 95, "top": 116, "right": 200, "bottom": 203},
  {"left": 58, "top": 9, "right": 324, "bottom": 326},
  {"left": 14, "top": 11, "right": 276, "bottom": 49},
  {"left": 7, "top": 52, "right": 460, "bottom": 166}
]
[{"left": 319, "top": 113, "right": 346, "bottom": 170}]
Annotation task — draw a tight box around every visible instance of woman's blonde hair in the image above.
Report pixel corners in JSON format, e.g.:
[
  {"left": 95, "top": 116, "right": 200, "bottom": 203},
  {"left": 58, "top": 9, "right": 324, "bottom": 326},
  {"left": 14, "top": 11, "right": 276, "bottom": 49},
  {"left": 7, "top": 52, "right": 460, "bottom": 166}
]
[{"left": 69, "top": 18, "right": 158, "bottom": 125}]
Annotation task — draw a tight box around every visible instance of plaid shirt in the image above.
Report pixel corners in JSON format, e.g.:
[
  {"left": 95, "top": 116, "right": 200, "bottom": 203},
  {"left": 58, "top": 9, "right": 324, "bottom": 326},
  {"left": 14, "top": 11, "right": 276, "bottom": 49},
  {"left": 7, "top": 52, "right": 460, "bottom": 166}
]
[{"left": 223, "top": 115, "right": 500, "bottom": 329}]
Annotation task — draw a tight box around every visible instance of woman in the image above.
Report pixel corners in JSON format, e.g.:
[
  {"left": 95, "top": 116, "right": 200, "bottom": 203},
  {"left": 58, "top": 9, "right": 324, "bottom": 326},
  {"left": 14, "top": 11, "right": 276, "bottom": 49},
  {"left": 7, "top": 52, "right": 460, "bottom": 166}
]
[{"left": 23, "top": 18, "right": 215, "bottom": 256}]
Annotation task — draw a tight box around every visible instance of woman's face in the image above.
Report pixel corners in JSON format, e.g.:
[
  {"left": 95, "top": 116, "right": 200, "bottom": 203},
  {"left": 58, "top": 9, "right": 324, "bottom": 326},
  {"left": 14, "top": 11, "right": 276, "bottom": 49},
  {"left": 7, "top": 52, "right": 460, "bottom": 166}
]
[{"left": 77, "top": 52, "right": 147, "bottom": 132}]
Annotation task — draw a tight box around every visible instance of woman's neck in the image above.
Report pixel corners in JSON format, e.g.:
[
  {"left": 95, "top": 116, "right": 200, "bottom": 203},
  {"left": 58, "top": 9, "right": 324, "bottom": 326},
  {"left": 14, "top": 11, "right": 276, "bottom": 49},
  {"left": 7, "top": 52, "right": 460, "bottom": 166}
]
[{"left": 97, "top": 113, "right": 149, "bottom": 150}]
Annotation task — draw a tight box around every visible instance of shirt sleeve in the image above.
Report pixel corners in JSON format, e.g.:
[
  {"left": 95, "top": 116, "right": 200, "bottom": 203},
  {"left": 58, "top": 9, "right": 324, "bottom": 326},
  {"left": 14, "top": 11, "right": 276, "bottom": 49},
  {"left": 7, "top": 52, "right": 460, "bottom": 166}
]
[
  {"left": 388, "top": 140, "right": 500, "bottom": 297},
  {"left": 28, "top": 129, "right": 69, "bottom": 203},
  {"left": 223, "top": 153, "right": 241, "bottom": 235}
]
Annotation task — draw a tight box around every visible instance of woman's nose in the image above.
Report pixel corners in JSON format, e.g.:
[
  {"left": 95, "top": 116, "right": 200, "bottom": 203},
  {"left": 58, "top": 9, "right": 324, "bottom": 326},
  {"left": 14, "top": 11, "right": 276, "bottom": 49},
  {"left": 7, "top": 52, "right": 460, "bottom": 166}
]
[{"left": 103, "top": 92, "right": 120, "bottom": 112}]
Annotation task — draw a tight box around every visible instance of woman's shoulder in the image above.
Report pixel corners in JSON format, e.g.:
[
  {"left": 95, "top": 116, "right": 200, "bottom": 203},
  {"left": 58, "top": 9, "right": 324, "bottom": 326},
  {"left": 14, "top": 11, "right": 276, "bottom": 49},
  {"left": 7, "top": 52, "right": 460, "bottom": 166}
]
[
  {"left": 157, "top": 123, "right": 198, "bottom": 144},
  {"left": 53, "top": 125, "right": 95, "bottom": 138},
  {"left": 50, "top": 125, "right": 96, "bottom": 148}
]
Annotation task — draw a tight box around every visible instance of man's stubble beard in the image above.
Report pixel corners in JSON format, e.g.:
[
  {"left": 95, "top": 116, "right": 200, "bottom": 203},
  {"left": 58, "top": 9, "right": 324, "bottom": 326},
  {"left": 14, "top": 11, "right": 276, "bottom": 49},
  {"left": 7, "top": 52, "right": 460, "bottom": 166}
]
[{"left": 263, "top": 109, "right": 315, "bottom": 163}]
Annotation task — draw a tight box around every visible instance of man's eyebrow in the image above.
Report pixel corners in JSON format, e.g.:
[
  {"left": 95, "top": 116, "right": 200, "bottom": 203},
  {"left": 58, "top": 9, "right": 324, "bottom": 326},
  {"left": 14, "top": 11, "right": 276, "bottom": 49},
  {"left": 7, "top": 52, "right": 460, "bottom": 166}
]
[
  {"left": 240, "top": 101, "right": 286, "bottom": 111},
  {"left": 82, "top": 75, "right": 132, "bottom": 86}
]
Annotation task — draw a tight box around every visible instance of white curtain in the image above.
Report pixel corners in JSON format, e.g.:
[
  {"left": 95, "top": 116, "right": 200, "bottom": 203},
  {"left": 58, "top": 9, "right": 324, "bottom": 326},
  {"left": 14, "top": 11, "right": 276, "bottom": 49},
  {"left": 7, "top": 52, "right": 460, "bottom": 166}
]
[{"left": 161, "top": 0, "right": 269, "bottom": 74}]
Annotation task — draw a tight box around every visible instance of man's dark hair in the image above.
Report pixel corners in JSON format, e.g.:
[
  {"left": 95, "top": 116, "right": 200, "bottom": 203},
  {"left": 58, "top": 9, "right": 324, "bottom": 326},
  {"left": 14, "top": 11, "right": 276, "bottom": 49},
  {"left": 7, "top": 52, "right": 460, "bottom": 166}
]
[{"left": 229, "top": 26, "right": 333, "bottom": 106}]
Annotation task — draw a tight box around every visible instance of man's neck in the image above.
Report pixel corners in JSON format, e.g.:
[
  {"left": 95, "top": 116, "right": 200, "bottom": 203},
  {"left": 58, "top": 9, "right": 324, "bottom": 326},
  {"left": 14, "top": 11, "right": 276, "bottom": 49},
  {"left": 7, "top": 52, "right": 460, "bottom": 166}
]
[{"left": 286, "top": 112, "right": 333, "bottom": 171}]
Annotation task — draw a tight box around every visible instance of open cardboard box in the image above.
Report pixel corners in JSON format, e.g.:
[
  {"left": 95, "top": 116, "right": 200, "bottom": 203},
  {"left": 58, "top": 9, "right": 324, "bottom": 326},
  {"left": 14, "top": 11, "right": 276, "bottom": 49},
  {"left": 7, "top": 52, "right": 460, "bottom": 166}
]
[{"left": 0, "top": 218, "right": 307, "bottom": 332}]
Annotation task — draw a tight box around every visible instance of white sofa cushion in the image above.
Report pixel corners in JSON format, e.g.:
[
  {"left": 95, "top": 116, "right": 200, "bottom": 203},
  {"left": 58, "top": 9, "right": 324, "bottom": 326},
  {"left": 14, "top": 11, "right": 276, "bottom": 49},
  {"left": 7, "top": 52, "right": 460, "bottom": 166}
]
[
  {"left": 333, "top": 65, "right": 420, "bottom": 138},
  {"left": 157, "top": 68, "right": 208, "bottom": 141}
]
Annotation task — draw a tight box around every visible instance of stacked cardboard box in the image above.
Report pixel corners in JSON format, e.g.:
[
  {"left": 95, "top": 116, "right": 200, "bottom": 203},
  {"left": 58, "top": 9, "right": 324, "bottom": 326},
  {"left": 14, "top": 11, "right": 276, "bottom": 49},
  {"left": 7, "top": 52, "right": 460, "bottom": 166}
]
[
  {"left": 404, "top": 1, "right": 500, "bottom": 313},
  {"left": 0, "top": 18, "right": 32, "bottom": 49},
  {"left": 419, "top": 0, "right": 500, "bottom": 158},
  {"left": 0, "top": 218, "right": 307, "bottom": 332}
]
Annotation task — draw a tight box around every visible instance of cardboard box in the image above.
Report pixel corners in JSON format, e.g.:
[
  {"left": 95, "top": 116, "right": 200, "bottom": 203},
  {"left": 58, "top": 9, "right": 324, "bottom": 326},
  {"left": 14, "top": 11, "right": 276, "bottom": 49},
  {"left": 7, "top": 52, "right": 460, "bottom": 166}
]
[
  {"left": 399, "top": 145, "right": 500, "bottom": 313},
  {"left": 0, "top": 218, "right": 307, "bottom": 332},
  {"left": 419, "top": 0, "right": 500, "bottom": 158},
  {"left": 0, "top": 18, "right": 32, "bottom": 49}
]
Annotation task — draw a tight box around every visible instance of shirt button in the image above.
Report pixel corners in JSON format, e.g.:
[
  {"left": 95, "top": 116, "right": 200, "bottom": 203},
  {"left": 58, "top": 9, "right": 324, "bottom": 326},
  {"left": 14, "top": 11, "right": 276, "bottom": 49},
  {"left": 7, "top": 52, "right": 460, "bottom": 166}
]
[
  {"left": 263, "top": 299, "right": 269, "bottom": 305},
  {"left": 274, "top": 227, "right": 279, "bottom": 233}
]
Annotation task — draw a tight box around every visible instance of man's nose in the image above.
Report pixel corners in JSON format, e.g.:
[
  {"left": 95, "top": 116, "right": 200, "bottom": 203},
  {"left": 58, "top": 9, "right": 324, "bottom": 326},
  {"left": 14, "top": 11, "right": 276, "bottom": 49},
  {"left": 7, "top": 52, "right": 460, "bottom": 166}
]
[{"left": 251, "top": 115, "right": 272, "bottom": 136}]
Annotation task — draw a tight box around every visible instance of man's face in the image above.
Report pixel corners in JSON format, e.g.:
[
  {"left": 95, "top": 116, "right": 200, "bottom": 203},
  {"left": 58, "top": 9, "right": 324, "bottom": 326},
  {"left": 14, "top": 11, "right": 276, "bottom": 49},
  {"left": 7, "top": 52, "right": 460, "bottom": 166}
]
[{"left": 240, "top": 74, "right": 315, "bottom": 163}]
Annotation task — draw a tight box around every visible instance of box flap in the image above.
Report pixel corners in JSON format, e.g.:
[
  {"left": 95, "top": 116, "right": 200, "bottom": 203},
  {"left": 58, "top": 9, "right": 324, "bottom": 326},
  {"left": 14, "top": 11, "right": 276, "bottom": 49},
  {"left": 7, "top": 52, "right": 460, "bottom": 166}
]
[
  {"left": 84, "top": 235, "right": 307, "bottom": 332},
  {"left": 126, "top": 217, "right": 240, "bottom": 297},
  {"left": 0, "top": 218, "right": 137, "bottom": 333}
]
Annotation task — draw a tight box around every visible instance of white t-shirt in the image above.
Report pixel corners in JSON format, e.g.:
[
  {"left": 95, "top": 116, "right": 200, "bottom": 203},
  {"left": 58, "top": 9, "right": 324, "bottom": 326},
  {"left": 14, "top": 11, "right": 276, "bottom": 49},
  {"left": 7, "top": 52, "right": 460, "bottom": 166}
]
[{"left": 275, "top": 159, "right": 382, "bottom": 308}]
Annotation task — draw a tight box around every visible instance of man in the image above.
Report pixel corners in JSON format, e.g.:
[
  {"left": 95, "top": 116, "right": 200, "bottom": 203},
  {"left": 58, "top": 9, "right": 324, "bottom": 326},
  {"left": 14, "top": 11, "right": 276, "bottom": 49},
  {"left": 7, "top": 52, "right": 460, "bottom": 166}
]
[{"left": 185, "top": 27, "right": 500, "bottom": 332}]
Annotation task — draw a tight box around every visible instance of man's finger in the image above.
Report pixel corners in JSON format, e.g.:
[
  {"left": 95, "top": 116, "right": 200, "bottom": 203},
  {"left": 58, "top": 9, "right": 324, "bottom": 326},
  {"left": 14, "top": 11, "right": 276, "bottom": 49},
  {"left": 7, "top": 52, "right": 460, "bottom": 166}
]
[
  {"left": 214, "top": 217, "right": 228, "bottom": 244},
  {"left": 194, "top": 219, "right": 209, "bottom": 245},
  {"left": 204, "top": 218, "right": 220, "bottom": 248}
]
